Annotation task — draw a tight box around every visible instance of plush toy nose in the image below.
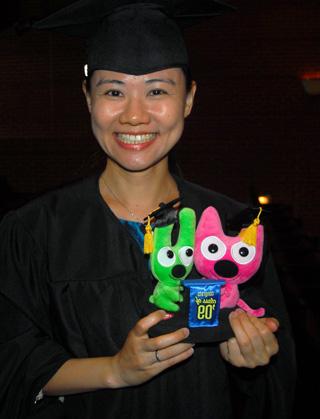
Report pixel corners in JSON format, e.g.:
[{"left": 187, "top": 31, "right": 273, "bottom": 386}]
[
  {"left": 214, "top": 260, "right": 238, "bottom": 278},
  {"left": 172, "top": 265, "right": 186, "bottom": 278}
]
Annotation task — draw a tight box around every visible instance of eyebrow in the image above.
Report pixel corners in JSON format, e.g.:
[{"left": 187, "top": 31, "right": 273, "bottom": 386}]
[
  {"left": 96, "top": 79, "right": 125, "bottom": 87},
  {"left": 95, "top": 78, "right": 176, "bottom": 87},
  {"left": 145, "top": 78, "right": 176, "bottom": 86}
]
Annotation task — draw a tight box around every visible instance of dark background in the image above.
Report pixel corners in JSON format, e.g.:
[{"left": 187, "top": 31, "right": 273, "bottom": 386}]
[{"left": 1, "top": 0, "right": 319, "bottom": 417}]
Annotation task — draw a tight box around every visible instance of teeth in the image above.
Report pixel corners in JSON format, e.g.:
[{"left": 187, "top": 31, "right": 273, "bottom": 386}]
[{"left": 117, "top": 133, "right": 156, "bottom": 144}]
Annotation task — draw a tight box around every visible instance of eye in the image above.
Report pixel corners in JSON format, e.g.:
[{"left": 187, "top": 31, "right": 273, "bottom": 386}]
[
  {"left": 231, "top": 241, "right": 256, "bottom": 265},
  {"left": 200, "top": 236, "right": 226, "bottom": 261},
  {"left": 105, "top": 90, "right": 123, "bottom": 97},
  {"left": 157, "top": 246, "right": 176, "bottom": 267},
  {"left": 148, "top": 89, "right": 167, "bottom": 96},
  {"left": 178, "top": 246, "right": 194, "bottom": 267}
]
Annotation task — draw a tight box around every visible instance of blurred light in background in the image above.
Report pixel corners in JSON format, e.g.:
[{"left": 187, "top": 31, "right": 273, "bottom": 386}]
[{"left": 258, "top": 195, "right": 272, "bottom": 205}]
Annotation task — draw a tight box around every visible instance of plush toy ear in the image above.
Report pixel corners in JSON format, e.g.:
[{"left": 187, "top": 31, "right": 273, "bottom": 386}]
[
  {"left": 153, "top": 223, "right": 173, "bottom": 249},
  {"left": 256, "top": 224, "right": 264, "bottom": 254},
  {"left": 176, "top": 208, "right": 196, "bottom": 248},
  {"left": 196, "top": 207, "right": 224, "bottom": 240}
]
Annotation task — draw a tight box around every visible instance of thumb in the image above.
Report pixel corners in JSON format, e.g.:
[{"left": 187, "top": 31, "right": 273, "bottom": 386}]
[{"left": 133, "top": 310, "right": 168, "bottom": 337}]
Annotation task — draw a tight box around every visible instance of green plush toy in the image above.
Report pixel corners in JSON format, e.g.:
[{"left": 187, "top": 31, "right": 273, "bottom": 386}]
[{"left": 149, "top": 207, "right": 196, "bottom": 312}]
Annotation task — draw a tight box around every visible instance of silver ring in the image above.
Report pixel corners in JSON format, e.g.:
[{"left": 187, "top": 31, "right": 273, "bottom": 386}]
[{"left": 155, "top": 350, "right": 161, "bottom": 362}]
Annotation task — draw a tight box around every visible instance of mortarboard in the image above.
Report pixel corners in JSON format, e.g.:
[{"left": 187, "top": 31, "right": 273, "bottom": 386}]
[{"left": 32, "top": 0, "right": 235, "bottom": 76}]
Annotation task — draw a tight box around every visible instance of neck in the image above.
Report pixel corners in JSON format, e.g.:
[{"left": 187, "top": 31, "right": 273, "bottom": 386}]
[{"left": 99, "top": 159, "right": 179, "bottom": 222}]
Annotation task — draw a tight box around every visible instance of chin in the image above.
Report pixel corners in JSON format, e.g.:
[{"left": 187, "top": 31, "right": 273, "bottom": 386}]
[{"left": 108, "top": 153, "right": 169, "bottom": 173}]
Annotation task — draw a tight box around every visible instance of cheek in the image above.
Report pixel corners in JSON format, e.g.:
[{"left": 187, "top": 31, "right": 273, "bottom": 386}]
[
  {"left": 153, "top": 101, "right": 186, "bottom": 129},
  {"left": 89, "top": 105, "right": 116, "bottom": 151},
  {"left": 90, "top": 101, "right": 120, "bottom": 128}
]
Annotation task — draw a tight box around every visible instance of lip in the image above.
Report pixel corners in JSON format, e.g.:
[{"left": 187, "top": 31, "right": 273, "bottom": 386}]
[{"left": 114, "top": 132, "right": 157, "bottom": 151}]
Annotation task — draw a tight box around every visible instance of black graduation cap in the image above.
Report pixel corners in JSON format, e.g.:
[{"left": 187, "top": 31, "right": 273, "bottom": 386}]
[{"left": 32, "top": 0, "right": 235, "bottom": 75}]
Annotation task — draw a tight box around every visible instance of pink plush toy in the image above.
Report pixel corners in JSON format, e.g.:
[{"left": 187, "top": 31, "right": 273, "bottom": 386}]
[{"left": 194, "top": 206, "right": 265, "bottom": 317}]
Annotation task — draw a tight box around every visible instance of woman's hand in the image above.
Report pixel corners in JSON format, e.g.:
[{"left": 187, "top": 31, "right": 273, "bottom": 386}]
[
  {"left": 110, "top": 310, "right": 194, "bottom": 387},
  {"left": 43, "top": 310, "right": 193, "bottom": 396},
  {"left": 219, "top": 309, "right": 279, "bottom": 368}
]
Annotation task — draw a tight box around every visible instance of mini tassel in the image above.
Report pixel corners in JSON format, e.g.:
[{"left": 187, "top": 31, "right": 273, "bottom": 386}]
[
  {"left": 144, "top": 216, "right": 154, "bottom": 254},
  {"left": 238, "top": 207, "right": 263, "bottom": 247}
]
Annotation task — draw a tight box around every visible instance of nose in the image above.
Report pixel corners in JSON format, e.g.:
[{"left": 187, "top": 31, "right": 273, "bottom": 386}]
[
  {"left": 214, "top": 260, "right": 238, "bottom": 278},
  {"left": 119, "top": 97, "right": 151, "bottom": 125},
  {"left": 171, "top": 265, "right": 186, "bottom": 279}
]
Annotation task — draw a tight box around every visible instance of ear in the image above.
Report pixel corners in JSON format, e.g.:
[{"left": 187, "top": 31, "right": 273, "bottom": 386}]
[
  {"left": 184, "top": 80, "right": 197, "bottom": 118},
  {"left": 82, "top": 80, "right": 92, "bottom": 113},
  {"left": 256, "top": 225, "right": 264, "bottom": 253},
  {"left": 196, "top": 207, "right": 225, "bottom": 240},
  {"left": 176, "top": 208, "right": 196, "bottom": 248},
  {"left": 152, "top": 223, "right": 173, "bottom": 250}
]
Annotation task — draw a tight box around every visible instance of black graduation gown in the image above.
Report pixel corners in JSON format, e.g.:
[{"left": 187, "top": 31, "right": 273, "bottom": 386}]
[{"left": 0, "top": 175, "right": 296, "bottom": 419}]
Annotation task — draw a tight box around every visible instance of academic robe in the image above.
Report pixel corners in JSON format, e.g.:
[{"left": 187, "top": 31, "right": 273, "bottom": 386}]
[{"left": 0, "top": 175, "right": 296, "bottom": 419}]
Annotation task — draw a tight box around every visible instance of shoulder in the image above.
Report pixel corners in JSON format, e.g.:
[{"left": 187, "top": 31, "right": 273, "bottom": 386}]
[
  {"left": 19, "top": 175, "right": 97, "bottom": 215},
  {"left": 1, "top": 175, "right": 101, "bottom": 242}
]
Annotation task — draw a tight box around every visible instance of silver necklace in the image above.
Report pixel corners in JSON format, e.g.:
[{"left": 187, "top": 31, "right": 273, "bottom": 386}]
[
  {"left": 101, "top": 176, "right": 138, "bottom": 220},
  {"left": 101, "top": 175, "right": 175, "bottom": 222}
]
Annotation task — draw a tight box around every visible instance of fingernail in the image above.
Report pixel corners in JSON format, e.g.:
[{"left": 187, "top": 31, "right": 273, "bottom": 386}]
[
  {"left": 229, "top": 310, "right": 238, "bottom": 319},
  {"left": 235, "top": 308, "right": 244, "bottom": 314},
  {"left": 183, "top": 328, "right": 190, "bottom": 337}
]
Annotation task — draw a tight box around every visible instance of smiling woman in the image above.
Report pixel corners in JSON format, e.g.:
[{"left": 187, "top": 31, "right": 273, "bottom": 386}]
[
  {"left": 82, "top": 68, "right": 196, "bottom": 197},
  {"left": 0, "top": 1, "right": 295, "bottom": 419}
]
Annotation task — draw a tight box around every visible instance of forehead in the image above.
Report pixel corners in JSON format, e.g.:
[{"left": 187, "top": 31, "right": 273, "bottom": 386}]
[{"left": 91, "top": 67, "right": 185, "bottom": 85}]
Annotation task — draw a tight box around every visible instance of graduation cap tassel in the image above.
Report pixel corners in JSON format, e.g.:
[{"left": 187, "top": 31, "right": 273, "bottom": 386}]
[
  {"left": 144, "top": 216, "right": 154, "bottom": 254},
  {"left": 238, "top": 207, "right": 263, "bottom": 247}
]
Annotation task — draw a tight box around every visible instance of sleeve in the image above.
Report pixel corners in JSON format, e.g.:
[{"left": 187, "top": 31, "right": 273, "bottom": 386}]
[
  {"left": 0, "top": 212, "right": 71, "bottom": 419},
  {"left": 228, "top": 252, "right": 296, "bottom": 419}
]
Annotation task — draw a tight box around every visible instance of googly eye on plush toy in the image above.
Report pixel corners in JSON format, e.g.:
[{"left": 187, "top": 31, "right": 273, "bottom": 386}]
[
  {"left": 194, "top": 206, "right": 265, "bottom": 317},
  {"left": 149, "top": 207, "right": 196, "bottom": 313}
]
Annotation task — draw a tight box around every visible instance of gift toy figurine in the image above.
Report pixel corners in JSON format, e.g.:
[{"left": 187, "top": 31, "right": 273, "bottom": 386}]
[
  {"left": 194, "top": 206, "right": 265, "bottom": 317},
  {"left": 149, "top": 207, "right": 196, "bottom": 312}
]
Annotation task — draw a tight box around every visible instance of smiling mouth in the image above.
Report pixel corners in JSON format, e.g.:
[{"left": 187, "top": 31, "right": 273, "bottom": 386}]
[{"left": 116, "top": 133, "right": 157, "bottom": 144}]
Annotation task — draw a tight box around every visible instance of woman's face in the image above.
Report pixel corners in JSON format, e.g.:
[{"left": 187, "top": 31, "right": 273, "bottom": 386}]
[{"left": 83, "top": 67, "right": 196, "bottom": 172}]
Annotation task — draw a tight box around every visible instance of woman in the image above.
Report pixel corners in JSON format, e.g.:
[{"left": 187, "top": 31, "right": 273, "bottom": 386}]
[{"left": 0, "top": 1, "right": 295, "bottom": 418}]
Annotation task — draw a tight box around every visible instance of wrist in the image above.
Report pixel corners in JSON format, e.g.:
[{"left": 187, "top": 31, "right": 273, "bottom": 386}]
[{"left": 103, "top": 354, "right": 128, "bottom": 389}]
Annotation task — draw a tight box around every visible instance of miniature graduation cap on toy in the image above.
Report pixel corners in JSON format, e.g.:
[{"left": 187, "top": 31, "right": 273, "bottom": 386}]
[{"left": 32, "top": 0, "right": 235, "bottom": 76}]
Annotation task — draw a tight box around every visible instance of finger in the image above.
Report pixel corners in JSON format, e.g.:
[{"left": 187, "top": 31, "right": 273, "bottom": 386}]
[
  {"left": 230, "top": 310, "right": 271, "bottom": 365},
  {"left": 220, "top": 338, "right": 247, "bottom": 367},
  {"left": 154, "top": 346, "right": 194, "bottom": 372},
  {"left": 229, "top": 311, "right": 256, "bottom": 356},
  {"left": 133, "top": 310, "right": 168, "bottom": 337},
  {"left": 146, "top": 327, "right": 190, "bottom": 352},
  {"left": 261, "top": 317, "right": 280, "bottom": 333},
  {"left": 238, "top": 312, "right": 268, "bottom": 355},
  {"left": 219, "top": 341, "right": 229, "bottom": 361},
  {"left": 248, "top": 316, "right": 279, "bottom": 356},
  {"left": 155, "top": 343, "right": 194, "bottom": 363},
  {"left": 237, "top": 313, "right": 279, "bottom": 364},
  {"left": 227, "top": 337, "right": 246, "bottom": 367}
]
